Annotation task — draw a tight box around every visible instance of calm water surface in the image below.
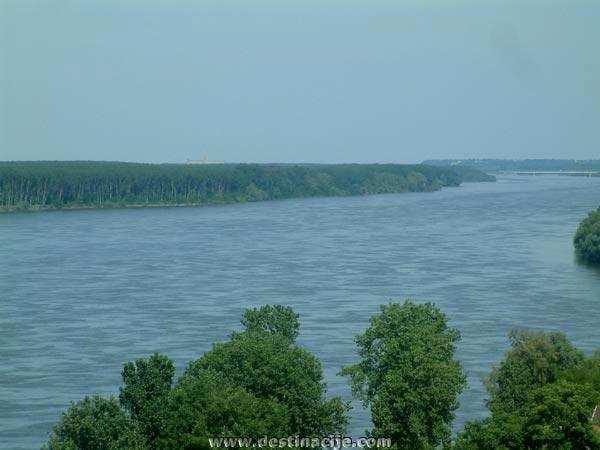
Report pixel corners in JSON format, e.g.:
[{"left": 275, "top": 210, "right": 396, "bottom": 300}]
[{"left": 2, "top": 175, "right": 600, "bottom": 449}]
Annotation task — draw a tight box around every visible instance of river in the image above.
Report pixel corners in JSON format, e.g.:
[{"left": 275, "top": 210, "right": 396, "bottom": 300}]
[{"left": 1, "top": 175, "right": 599, "bottom": 449}]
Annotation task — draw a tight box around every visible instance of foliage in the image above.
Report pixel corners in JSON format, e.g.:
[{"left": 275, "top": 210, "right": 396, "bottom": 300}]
[
  {"left": 158, "top": 370, "right": 291, "bottom": 449},
  {"left": 561, "top": 350, "right": 600, "bottom": 393},
  {"left": 486, "top": 330, "right": 584, "bottom": 414},
  {"left": 184, "top": 305, "right": 348, "bottom": 438},
  {"left": 455, "top": 332, "right": 599, "bottom": 450},
  {"left": 166, "top": 304, "right": 348, "bottom": 443},
  {"left": 453, "top": 413, "right": 525, "bottom": 450},
  {"left": 574, "top": 207, "right": 600, "bottom": 264},
  {"left": 0, "top": 161, "right": 493, "bottom": 211},
  {"left": 119, "top": 353, "right": 175, "bottom": 448},
  {"left": 241, "top": 304, "right": 300, "bottom": 342},
  {"left": 341, "top": 301, "right": 466, "bottom": 449},
  {"left": 522, "top": 380, "right": 600, "bottom": 449},
  {"left": 43, "top": 305, "right": 347, "bottom": 450},
  {"left": 44, "top": 304, "right": 600, "bottom": 450},
  {"left": 454, "top": 381, "right": 600, "bottom": 450},
  {"left": 443, "top": 165, "right": 497, "bottom": 182},
  {"left": 43, "top": 396, "right": 146, "bottom": 450}
]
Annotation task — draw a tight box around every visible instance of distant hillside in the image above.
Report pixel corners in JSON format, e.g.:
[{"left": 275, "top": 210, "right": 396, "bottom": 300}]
[
  {"left": 423, "top": 159, "right": 600, "bottom": 173},
  {"left": 0, "top": 161, "right": 494, "bottom": 212}
]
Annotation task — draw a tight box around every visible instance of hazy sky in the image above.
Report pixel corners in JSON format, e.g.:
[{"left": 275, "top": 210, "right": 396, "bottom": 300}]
[{"left": 1, "top": 0, "right": 598, "bottom": 163}]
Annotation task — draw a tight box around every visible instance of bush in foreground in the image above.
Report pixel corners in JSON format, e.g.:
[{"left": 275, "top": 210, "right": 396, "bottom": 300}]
[
  {"left": 454, "top": 331, "right": 600, "bottom": 449},
  {"left": 167, "top": 305, "right": 348, "bottom": 447},
  {"left": 44, "top": 304, "right": 600, "bottom": 449},
  {"left": 43, "top": 396, "right": 146, "bottom": 450},
  {"left": 44, "top": 305, "right": 348, "bottom": 450},
  {"left": 341, "top": 301, "right": 467, "bottom": 449},
  {"left": 485, "top": 330, "right": 584, "bottom": 414}
]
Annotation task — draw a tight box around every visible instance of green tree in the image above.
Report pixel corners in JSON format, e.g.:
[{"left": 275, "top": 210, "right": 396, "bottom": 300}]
[
  {"left": 158, "top": 370, "right": 290, "bottom": 449},
  {"left": 43, "top": 396, "right": 146, "bottom": 450},
  {"left": 119, "top": 353, "right": 175, "bottom": 448},
  {"left": 574, "top": 207, "right": 600, "bottom": 264},
  {"left": 454, "top": 381, "right": 600, "bottom": 450},
  {"left": 184, "top": 305, "right": 348, "bottom": 438},
  {"left": 523, "top": 380, "right": 600, "bottom": 449},
  {"left": 341, "top": 301, "right": 466, "bottom": 449},
  {"left": 455, "top": 332, "right": 599, "bottom": 450},
  {"left": 240, "top": 304, "right": 300, "bottom": 342},
  {"left": 561, "top": 350, "right": 600, "bottom": 393},
  {"left": 486, "top": 330, "right": 584, "bottom": 414},
  {"left": 453, "top": 413, "right": 525, "bottom": 450}
]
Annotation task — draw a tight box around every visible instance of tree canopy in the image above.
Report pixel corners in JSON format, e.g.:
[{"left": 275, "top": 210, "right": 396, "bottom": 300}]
[
  {"left": 574, "top": 207, "right": 600, "bottom": 264},
  {"left": 486, "top": 330, "right": 584, "bottom": 414},
  {"left": 454, "top": 331, "right": 600, "bottom": 450},
  {"left": 43, "top": 304, "right": 600, "bottom": 450},
  {"left": 240, "top": 304, "right": 300, "bottom": 343},
  {"left": 44, "top": 305, "right": 347, "bottom": 450},
  {"left": 119, "top": 354, "right": 175, "bottom": 447},
  {"left": 341, "top": 301, "right": 466, "bottom": 449},
  {"left": 43, "top": 396, "right": 146, "bottom": 450},
  {"left": 179, "top": 305, "right": 348, "bottom": 444}
]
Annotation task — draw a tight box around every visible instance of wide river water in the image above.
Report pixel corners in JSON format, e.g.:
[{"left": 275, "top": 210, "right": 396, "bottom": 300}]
[{"left": 1, "top": 175, "right": 600, "bottom": 449}]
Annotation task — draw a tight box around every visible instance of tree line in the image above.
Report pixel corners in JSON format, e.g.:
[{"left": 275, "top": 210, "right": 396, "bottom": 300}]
[
  {"left": 0, "top": 162, "right": 494, "bottom": 211},
  {"left": 44, "top": 302, "right": 600, "bottom": 450}
]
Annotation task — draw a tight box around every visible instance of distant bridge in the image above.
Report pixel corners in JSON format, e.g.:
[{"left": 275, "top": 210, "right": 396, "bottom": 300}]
[{"left": 515, "top": 171, "right": 599, "bottom": 177}]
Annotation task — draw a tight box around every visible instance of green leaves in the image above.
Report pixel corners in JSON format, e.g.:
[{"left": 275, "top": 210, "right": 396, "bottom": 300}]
[
  {"left": 184, "top": 306, "right": 348, "bottom": 438},
  {"left": 574, "top": 207, "right": 600, "bottom": 264},
  {"left": 46, "top": 304, "right": 598, "bottom": 450},
  {"left": 341, "top": 301, "right": 466, "bottom": 449},
  {"left": 119, "top": 353, "right": 175, "bottom": 447},
  {"left": 44, "top": 305, "right": 348, "bottom": 450},
  {"left": 0, "top": 161, "right": 491, "bottom": 211},
  {"left": 455, "top": 331, "right": 600, "bottom": 450},
  {"left": 523, "top": 380, "right": 600, "bottom": 449},
  {"left": 455, "top": 379, "right": 600, "bottom": 450},
  {"left": 158, "top": 370, "right": 291, "bottom": 449},
  {"left": 486, "top": 330, "right": 584, "bottom": 414},
  {"left": 43, "top": 396, "right": 146, "bottom": 450},
  {"left": 240, "top": 305, "right": 300, "bottom": 343}
]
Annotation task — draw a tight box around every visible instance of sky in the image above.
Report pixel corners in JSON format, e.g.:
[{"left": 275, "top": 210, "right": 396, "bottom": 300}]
[{"left": 1, "top": 0, "right": 598, "bottom": 164}]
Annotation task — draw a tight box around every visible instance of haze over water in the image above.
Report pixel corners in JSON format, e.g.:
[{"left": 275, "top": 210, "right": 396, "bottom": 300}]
[{"left": 1, "top": 175, "right": 600, "bottom": 449}]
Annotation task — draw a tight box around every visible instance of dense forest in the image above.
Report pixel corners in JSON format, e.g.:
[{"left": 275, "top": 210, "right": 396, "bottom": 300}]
[
  {"left": 0, "top": 162, "right": 494, "bottom": 212},
  {"left": 44, "top": 303, "right": 600, "bottom": 450},
  {"left": 574, "top": 207, "right": 600, "bottom": 264},
  {"left": 424, "top": 159, "right": 600, "bottom": 173}
]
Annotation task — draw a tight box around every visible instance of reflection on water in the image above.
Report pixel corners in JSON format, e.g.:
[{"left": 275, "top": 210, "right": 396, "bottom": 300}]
[{"left": 1, "top": 175, "right": 599, "bottom": 449}]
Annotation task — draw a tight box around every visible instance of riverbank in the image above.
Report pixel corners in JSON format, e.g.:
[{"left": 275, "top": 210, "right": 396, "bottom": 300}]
[{"left": 0, "top": 162, "right": 494, "bottom": 212}]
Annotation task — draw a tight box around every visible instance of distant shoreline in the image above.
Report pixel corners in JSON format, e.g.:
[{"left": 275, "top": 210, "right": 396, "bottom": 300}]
[
  {"left": 0, "top": 162, "right": 494, "bottom": 213},
  {"left": 514, "top": 172, "right": 600, "bottom": 177},
  {"left": 424, "top": 158, "right": 600, "bottom": 173},
  {"left": 0, "top": 200, "right": 222, "bottom": 213},
  {"left": 0, "top": 190, "right": 443, "bottom": 214}
]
